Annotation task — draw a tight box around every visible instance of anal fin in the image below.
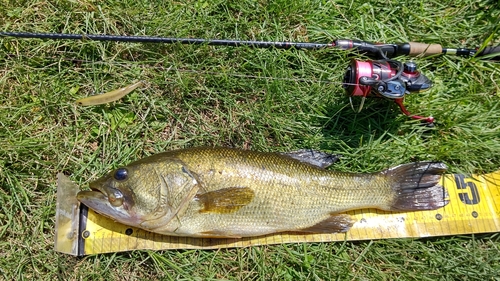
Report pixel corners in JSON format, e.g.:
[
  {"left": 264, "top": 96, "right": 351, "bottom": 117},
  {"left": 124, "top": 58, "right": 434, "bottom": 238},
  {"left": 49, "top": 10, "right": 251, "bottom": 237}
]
[{"left": 297, "top": 213, "right": 354, "bottom": 234}]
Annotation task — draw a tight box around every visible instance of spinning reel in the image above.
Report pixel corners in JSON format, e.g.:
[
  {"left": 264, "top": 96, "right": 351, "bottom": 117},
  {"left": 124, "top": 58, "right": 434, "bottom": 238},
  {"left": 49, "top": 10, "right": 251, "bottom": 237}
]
[{"left": 343, "top": 59, "right": 434, "bottom": 123}]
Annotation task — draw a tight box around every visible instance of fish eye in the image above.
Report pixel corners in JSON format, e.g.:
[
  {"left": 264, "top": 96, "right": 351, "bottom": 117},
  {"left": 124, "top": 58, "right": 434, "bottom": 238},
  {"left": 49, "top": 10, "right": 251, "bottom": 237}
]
[{"left": 114, "top": 168, "right": 128, "bottom": 181}]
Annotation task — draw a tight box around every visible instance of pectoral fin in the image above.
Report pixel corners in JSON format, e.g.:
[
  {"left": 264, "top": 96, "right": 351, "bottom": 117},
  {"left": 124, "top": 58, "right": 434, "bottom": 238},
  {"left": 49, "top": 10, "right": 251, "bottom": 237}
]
[
  {"left": 195, "top": 187, "right": 255, "bottom": 214},
  {"left": 297, "top": 213, "right": 354, "bottom": 234}
]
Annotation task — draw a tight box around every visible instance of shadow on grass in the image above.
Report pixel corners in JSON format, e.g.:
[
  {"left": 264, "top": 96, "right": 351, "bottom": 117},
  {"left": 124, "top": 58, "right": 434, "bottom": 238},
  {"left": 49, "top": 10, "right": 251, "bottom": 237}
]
[{"left": 317, "top": 96, "right": 407, "bottom": 149}]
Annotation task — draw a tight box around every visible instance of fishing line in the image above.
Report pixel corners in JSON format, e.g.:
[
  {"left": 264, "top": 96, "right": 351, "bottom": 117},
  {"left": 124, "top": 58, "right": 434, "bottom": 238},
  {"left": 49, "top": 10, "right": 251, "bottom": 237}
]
[{"left": 2, "top": 53, "right": 350, "bottom": 86}]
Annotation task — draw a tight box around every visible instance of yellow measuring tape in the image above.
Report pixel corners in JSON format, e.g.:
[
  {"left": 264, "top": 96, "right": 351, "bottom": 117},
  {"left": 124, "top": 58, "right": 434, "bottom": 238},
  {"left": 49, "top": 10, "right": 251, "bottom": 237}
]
[{"left": 55, "top": 171, "right": 500, "bottom": 256}]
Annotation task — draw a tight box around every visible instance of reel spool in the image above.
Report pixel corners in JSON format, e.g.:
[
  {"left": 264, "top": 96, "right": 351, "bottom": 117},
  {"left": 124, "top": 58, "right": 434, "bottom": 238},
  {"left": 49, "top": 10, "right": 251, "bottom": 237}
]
[{"left": 343, "top": 59, "right": 434, "bottom": 123}]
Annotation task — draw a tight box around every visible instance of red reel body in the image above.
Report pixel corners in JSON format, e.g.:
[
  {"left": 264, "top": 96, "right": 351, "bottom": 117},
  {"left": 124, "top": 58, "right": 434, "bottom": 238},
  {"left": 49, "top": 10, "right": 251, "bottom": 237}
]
[{"left": 343, "top": 59, "right": 434, "bottom": 123}]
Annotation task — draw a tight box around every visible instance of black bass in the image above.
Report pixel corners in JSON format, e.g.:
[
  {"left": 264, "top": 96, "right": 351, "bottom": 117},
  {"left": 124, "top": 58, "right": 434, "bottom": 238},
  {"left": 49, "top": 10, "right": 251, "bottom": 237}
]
[{"left": 77, "top": 147, "right": 449, "bottom": 238}]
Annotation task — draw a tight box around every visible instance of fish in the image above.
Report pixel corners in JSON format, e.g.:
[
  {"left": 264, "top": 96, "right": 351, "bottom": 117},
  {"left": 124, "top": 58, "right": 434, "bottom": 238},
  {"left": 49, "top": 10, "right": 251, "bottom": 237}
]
[
  {"left": 76, "top": 147, "right": 449, "bottom": 238},
  {"left": 75, "top": 81, "right": 143, "bottom": 106}
]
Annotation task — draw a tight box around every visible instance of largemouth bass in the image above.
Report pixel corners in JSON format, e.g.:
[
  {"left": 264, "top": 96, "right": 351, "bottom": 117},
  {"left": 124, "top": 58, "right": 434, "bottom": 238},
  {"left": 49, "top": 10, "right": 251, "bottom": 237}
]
[{"left": 77, "top": 147, "right": 449, "bottom": 238}]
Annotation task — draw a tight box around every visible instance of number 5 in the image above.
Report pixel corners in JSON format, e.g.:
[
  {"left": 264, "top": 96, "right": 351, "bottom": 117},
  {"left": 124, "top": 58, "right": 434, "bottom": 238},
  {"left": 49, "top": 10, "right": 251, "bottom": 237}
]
[{"left": 454, "top": 174, "right": 480, "bottom": 205}]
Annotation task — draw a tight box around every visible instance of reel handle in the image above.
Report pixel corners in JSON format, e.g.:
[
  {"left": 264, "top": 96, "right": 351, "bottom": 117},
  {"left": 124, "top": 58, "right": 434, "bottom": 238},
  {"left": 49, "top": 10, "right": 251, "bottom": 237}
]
[{"left": 394, "top": 99, "right": 435, "bottom": 124}]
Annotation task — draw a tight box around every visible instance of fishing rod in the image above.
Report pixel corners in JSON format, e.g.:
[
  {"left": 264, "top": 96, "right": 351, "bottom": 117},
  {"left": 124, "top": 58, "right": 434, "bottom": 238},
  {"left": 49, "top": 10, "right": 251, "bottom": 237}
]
[
  {"left": 1, "top": 32, "right": 499, "bottom": 59},
  {"left": 2, "top": 31, "right": 499, "bottom": 123}
]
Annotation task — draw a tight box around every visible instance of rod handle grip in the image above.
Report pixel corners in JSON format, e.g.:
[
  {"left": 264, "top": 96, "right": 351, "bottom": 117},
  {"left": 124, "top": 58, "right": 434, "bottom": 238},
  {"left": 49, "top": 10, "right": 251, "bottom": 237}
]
[
  {"left": 408, "top": 42, "right": 443, "bottom": 56},
  {"left": 476, "top": 46, "right": 500, "bottom": 60}
]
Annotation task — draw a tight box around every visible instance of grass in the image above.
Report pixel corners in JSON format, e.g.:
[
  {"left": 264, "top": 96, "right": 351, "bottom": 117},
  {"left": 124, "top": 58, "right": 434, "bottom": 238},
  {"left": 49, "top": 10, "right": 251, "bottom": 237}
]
[{"left": 1, "top": 0, "right": 500, "bottom": 279}]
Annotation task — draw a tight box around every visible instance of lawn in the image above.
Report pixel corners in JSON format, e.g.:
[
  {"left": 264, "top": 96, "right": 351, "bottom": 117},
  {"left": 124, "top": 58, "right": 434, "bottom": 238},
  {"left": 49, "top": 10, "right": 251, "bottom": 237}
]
[{"left": 1, "top": 0, "right": 499, "bottom": 280}]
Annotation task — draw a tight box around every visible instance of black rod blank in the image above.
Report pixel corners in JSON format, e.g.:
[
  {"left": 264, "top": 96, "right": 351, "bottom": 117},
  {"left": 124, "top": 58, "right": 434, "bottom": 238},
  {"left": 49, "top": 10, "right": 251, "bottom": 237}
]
[{"left": 0, "top": 31, "right": 332, "bottom": 49}]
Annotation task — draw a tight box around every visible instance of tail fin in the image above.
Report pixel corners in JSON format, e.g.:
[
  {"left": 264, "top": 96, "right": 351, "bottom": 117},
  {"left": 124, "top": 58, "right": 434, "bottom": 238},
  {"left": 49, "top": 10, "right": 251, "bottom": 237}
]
[{"left": 384, "top": 162, "right": 449, "bottom": 211}]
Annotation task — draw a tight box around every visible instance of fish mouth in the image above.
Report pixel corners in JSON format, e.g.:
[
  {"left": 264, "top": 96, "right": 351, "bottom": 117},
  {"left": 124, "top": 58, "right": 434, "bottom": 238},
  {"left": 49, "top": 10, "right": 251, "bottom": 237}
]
[
  {"left": 76, "top": 189, "right": 108, "bottom": 208},
  {"left": 76, "top": 184, "right": 116, "bottom": 216},
  {"left": 76, "top": 183, "right": 138, "bottom": 225},
  {"left": 76, "top": 183, "right": 109, "bottom": 203}
]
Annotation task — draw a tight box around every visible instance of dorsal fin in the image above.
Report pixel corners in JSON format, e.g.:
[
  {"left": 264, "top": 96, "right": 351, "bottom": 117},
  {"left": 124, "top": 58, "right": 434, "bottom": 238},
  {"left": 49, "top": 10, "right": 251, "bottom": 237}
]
[{"left": 281, "top": 149, "right": 341, "bottom": 168}]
